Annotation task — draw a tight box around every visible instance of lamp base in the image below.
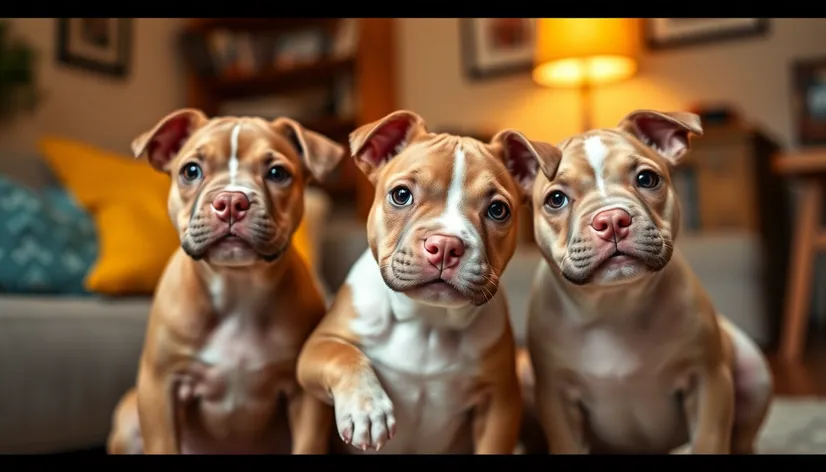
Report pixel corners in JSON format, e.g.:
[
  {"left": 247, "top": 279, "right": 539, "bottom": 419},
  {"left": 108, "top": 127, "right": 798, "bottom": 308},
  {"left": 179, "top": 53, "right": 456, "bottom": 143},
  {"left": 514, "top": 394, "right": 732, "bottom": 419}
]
[{"left": 579, "top": 81, "right": 593, "bottom": 133}]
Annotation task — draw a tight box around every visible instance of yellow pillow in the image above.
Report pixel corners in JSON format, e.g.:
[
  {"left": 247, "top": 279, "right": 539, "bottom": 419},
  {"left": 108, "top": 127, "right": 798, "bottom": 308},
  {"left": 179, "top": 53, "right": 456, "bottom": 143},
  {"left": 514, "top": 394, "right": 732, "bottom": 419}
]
[{"left": 39, "top": 136, "right": 314, "bottom": 295}]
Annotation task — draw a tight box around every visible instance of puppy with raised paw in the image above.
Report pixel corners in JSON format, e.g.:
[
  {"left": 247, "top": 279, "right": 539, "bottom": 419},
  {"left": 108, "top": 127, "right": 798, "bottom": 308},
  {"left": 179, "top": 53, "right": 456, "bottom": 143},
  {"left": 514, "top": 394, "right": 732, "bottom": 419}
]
[
  {"left": 106, "top": 109, "right": 344, "bottom": 454},
  {"left": 523, "top": 109, "right": 773, "bottom": 454},
  {"left": 296, "top": 110, "right": 558, "bottom": 454}
]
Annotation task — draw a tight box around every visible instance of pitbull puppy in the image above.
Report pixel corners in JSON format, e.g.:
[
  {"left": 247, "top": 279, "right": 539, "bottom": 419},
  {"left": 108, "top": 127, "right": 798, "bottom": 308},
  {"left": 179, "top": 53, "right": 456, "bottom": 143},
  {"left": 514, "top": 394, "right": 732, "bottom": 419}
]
[
  {"left": 296, "top": 110, "right": 560, "bottom": 454},
  {"left": 106, "top": 108, "right": 344, "bottom": 454},
  {"left": 524, "top": 109, "right": 773, "bottom": 454}
]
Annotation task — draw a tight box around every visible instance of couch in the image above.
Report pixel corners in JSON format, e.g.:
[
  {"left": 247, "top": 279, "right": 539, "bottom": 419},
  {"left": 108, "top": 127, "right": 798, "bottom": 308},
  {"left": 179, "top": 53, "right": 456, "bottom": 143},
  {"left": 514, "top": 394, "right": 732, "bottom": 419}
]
[{"left": 0, "top": 151, "right": 769, "bottom": 453}]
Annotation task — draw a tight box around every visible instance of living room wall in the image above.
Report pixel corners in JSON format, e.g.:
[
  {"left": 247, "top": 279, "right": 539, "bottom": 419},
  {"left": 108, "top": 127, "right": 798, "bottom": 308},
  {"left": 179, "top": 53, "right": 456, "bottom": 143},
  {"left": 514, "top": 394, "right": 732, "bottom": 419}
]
[
  {"left": 397, "top": 18, "right": 826, "bottom": 150},
  {"left": 0, "top": 18, "right": 185, "bottom": 155}
]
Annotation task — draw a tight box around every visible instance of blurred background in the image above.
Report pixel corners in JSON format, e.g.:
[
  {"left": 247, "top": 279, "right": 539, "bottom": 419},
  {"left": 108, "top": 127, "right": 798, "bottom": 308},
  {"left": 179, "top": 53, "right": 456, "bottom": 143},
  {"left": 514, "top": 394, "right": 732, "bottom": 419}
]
[{"left": 1, "top": 17, "right": 826, "bottom": 454}]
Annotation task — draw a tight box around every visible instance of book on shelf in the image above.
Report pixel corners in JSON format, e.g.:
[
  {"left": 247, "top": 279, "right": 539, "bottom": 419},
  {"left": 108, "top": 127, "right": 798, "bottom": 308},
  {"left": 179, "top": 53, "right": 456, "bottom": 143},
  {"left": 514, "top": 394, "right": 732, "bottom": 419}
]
[
  {"left": 179, "top": 31, "right": 217, "bottom": 78},
  {"left": 183, "top": 24, "right": 354, "bottom": 80}
]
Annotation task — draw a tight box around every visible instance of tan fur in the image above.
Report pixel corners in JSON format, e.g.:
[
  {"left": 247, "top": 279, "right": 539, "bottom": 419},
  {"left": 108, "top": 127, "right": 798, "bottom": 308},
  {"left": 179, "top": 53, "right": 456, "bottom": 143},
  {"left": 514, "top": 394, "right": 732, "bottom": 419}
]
[
  {"left": 522, "top": 109, "right": 773, "bottom": 454},
  {"left": 297, "top": 110, "right": 557, "bottom": 454},
  {"left": 107, "top": 109, "right": 345, "bottom": 454}
]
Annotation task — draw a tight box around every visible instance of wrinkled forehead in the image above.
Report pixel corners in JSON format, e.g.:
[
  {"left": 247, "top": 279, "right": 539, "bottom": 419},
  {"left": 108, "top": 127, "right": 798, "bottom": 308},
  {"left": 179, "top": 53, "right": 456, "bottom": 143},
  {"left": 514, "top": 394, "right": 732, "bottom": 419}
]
[
  {"left": 554, "top": 129, "right": 660, "bottom": 187},
  {"left": 380, "top": 134, "right": 513, "bottom": 197},
  {"left": 181, "top": 118, "right": 297, "bottom": 165}
]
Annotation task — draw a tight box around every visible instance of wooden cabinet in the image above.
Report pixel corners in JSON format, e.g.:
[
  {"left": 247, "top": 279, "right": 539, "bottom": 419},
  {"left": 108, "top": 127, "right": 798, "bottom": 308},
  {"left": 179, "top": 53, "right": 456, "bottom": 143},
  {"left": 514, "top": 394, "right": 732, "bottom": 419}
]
[
  {"left": 677, "top": 124, "right": 792, "bottom": 348},
  {"left": 181, "top": 18, "right": 396, "bottom": 221}
]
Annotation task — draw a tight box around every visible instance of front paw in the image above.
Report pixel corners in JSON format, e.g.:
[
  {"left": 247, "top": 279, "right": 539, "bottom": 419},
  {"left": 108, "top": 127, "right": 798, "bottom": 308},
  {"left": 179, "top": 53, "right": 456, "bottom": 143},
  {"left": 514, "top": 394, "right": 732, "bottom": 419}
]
[{"left": 332, "top": 372, "right": 396, "bottom": 451}]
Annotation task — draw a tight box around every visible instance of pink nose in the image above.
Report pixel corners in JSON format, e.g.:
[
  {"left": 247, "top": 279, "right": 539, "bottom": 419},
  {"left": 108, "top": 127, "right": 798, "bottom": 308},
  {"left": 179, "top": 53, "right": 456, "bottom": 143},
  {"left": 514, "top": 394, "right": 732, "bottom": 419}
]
[
  {"left": 424, "top": 235, "right": 465, "bottom": 270},
  {"left": 591, "top": 208, "right": 632, "bottom": 242},
  {"left": 212, "top": 191, "right": 250, "bottom": 223}
]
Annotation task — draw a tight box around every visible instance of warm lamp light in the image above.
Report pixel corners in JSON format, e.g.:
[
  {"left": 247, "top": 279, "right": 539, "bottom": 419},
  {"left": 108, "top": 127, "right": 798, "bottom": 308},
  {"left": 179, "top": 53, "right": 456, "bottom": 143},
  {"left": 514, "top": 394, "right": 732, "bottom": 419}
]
[{"left": 533, "top": 18, "right": 641, "bottom": 130}]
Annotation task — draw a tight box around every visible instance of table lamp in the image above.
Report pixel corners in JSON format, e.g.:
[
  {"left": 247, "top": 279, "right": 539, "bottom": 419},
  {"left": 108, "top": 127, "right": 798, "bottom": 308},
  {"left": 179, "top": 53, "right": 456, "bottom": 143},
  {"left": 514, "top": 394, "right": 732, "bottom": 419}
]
[{"left": 533, "top": 18, "right": 641, "bottom": 132}]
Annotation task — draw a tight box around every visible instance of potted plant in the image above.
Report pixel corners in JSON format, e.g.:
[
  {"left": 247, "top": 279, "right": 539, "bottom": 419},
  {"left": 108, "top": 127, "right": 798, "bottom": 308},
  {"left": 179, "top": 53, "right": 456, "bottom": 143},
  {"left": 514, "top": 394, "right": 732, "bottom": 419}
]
[{"left": 0, "top": 20, "right": 41, "bottom": 123}]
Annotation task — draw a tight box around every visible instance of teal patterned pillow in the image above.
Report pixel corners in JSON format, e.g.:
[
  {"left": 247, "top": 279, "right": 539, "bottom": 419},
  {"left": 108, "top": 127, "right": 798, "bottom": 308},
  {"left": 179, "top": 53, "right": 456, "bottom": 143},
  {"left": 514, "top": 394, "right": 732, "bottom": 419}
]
[{"left": 0, "top": 175, "right": 98, "bottom": 294}]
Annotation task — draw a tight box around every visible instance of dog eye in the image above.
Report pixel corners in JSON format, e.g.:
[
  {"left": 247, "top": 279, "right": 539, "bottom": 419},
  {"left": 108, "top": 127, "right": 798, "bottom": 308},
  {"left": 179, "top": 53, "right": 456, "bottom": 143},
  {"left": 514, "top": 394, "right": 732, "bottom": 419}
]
[
  {"left": 636, "top": 170, "right": 660, "bottom": 189},
  {"left": 487, "top": 201, "right": 510, "bottom": 222},
  {"left": 180, "top": 163, "right": 203, "bottom": 183},
  {"left": 388, "top": 185, "right": 413, "bottom": 207},
  {"left": 267, "top": 165, "right": 292, "bottom": 184},
  {"left": 545, "top": 190, "right": 569, "bottom": 210}
]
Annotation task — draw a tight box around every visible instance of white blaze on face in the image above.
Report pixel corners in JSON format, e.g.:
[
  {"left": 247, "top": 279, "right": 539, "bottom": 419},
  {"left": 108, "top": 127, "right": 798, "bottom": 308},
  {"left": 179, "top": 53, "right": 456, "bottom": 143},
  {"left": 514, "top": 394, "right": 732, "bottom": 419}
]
[
  {"left": 439, "top": 145, "right": 467, "bottom": 233},
  {"left": 223, "top": 123, "right": 253, "bottom": 198},
  {"left": 228, "top": 123, "right": 242, "bottom": 185},
  {"left": 437, "top": 144, "right": 480, "bottom": 247},
  {"left": 584, "top": 135, "right": 609, "bottom": 197}
]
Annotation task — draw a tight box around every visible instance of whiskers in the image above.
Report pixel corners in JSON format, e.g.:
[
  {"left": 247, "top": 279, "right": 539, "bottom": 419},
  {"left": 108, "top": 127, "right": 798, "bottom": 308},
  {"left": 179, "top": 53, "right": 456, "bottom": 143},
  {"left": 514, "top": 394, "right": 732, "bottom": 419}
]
[
  {"left": 181, "top": 205, "right": 291, "bottom": 261},
  {"left": 467, "top": 271, "right": 500, "bottom": 305},
  {"left": 559, "top": 219, "right": 673, "bottom": 284},
  {"left": 380, "top": 246, "right": 503, "bottom": 306}
]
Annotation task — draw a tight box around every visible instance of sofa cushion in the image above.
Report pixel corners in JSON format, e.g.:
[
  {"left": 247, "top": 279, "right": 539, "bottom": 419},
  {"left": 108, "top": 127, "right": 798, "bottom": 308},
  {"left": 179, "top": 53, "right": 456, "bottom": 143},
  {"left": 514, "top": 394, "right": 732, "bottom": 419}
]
[
  {"left": 0, "top": 295, "right": 150, "bottom": 453},
  {"left": 0, "top": 175, "right": 97, "bottom": 294}
]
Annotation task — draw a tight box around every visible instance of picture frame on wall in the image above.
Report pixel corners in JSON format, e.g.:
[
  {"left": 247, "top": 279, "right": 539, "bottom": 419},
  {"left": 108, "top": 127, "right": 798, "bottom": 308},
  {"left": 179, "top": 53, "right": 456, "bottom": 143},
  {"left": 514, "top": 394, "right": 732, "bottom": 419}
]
[
  {"left": 461, "top": 18, "right": 536, "bottom": 80},
  {"left": 645, "top": 18, "right": 768, "bottom": 50},
  {"left": 792, "top": 56, "right": 826, "bottom": 147},
  {"left": 56, "top": 18, "right": 132, "bottom": 78}
]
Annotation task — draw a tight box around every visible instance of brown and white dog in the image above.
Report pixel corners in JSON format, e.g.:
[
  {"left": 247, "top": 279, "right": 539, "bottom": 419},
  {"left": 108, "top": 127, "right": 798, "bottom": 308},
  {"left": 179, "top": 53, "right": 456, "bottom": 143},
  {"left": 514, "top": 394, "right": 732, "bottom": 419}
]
[
  {"left": 523, "top": 109, "right": 773, "bottom": 454},
  {"left": 106, "top": 108, "right": 345, "bottom": 454},
  {"left": 295, "top": 110, "right": 558, "bottom": 454}
]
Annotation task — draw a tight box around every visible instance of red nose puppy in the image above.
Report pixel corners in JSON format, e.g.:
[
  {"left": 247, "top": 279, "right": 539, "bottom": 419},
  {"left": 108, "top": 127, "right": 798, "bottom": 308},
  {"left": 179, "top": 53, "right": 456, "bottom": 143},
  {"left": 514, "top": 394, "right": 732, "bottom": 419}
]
[
  {"left": 523, "top": 110, "right": 773, "bottom": 454},
  {"left": 296, "top": 110, "right": 560, "bottom": 454},
  {"left": 106, "top": 109, "right": 344, "bottom": 454}
]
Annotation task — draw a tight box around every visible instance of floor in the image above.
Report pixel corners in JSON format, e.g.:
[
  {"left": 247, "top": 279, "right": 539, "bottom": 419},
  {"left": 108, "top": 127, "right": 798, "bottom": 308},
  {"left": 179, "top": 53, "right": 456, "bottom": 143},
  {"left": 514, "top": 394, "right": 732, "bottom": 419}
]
[{"left": 767, "top": 331, "right": 826, "bottom": 396}]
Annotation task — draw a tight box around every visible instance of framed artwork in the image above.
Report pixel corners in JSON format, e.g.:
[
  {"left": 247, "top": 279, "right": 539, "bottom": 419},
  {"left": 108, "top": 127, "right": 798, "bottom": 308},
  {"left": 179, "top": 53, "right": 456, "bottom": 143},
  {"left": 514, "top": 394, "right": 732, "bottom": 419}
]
[
  {"left": 55, "top": 18, "right": 132, "bottom": 78},
  {"left": 792, "top": 56, "right": 826, "bottom": 146},
  {"left": 461, "top": 18, "right": 536, "bottom": 80},
  {"left": 645, "top": 18, "right": 768, "bottom": 50}
]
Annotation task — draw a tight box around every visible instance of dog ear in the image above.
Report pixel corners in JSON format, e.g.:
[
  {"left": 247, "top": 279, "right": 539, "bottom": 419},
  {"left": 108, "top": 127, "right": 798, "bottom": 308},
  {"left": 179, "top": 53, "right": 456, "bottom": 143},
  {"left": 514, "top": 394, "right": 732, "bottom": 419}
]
[
  {"left": 131, "top": 108, "right": 208, "bottom": 172},
  {"left": 490, "top": 129, "right": 562, "bottom": 200},
  {"left": 271, "top": 118, "right": 346, "bottom": 183},
  {"left": 349, "top": 110, "right": 428, "bottom": 184},
  {"left": 618, "top": 109, "right": 703, "bottom": 164}
]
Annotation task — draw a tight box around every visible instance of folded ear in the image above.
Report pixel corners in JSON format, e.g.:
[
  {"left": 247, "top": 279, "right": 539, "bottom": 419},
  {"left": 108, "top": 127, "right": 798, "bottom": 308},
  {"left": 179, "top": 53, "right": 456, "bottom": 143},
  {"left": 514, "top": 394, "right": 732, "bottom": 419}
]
[
  {"left": 489, "top": 129, "right": 563, "bottom": 200},
  {"left": 131, "top": 108, "right": 208, "bottom": 172},
  {"left": 618, "top": 109, "right": 703, "bottom": 164},
  {"left": 271, "top": 118, "right": 346, "bottom": 183},
  {"left": 349, "top": 110, "right": 428, "bottom": 184}
]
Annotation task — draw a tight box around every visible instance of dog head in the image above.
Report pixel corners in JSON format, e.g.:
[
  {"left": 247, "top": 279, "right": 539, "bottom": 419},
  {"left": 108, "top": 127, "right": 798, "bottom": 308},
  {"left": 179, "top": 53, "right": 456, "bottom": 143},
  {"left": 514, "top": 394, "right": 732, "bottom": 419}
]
[
  {"left": 532, "top": 109, "right": 703, "bottom": 286},
  {"left": 132, "top": 108, "right": 345, "bottom": 267},
  {"left": 350, "top": 110, "right": 561, "bottom": 307}
]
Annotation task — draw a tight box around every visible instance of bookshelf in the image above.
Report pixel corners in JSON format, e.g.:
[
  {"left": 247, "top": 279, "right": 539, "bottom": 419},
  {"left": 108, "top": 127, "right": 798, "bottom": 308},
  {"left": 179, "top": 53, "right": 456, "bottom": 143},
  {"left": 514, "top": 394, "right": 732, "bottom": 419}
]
[{"left": 179, "top": 18, "right": 397, "bottom": 220}]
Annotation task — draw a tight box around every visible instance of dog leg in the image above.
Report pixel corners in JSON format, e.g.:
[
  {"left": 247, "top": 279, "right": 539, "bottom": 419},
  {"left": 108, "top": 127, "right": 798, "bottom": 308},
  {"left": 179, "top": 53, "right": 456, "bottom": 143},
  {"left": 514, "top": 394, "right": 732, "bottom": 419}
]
[
  {"left": 472, "top": 349, "right": 523, "bottom": 454},
  {"left": 682, "top": 364, "right": 734, "bottom": 454},
  {"left": 297, "top": 337, "right": 395, "bottom": 451},
  {"left": 534, "top": 378, "right": 588, "bottom": 454},
  {"left": 136, "top": 361, "right": 181, "bottom": 454},
  {"left": 288, "top": 390, "right": 334, "bottom": 454},
  {"left": 107, "top": 388, "right": 144, "bottom": 454},
  {"left": 719, "top": 318, "right": 773, "bottom": 454}
]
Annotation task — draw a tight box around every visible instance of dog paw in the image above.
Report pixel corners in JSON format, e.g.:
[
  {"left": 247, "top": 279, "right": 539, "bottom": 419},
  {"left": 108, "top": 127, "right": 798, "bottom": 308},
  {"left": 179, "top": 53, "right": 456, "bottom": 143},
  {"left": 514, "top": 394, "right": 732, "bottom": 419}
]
[{"left": 332, "top": 372, "right": 396, "bottom": 451}]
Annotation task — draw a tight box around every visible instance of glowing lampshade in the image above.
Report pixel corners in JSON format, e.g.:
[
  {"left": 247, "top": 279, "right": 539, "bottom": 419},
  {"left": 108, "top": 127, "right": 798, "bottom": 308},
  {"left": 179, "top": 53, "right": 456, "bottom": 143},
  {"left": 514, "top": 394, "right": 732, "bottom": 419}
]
[{"left": 533, "top": 18, "right": 641, "bottom": 88}]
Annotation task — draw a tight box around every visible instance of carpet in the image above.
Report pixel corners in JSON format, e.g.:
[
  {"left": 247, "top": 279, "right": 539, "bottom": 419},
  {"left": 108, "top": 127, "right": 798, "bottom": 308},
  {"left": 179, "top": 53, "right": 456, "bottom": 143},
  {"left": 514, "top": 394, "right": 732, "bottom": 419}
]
[{"left": 758, "top": 397, "right": 826, "bottom": 454}]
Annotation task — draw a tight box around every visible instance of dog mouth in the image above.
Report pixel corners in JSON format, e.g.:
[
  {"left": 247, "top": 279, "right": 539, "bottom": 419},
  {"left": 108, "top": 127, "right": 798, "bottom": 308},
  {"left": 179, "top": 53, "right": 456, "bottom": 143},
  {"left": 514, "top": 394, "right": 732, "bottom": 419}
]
[
  {"left": 419, "top": 278, "right": 459, "bottom": 290},
  {"left": 214, "top": 233, "right": 250, "bottom": 247},
  {"left": 182, "top": 230, "right": 287, "bottom": 262}
]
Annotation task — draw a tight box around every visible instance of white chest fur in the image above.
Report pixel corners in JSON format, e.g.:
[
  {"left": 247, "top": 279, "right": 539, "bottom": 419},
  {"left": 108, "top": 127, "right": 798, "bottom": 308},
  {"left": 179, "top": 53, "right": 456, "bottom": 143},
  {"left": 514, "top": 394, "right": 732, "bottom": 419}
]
[
  {"left": 573, "top": 327, "right": 643, "bottom": 379},
  {"left": 343, "top": 250, "right": 507, "bottom": 452}
]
